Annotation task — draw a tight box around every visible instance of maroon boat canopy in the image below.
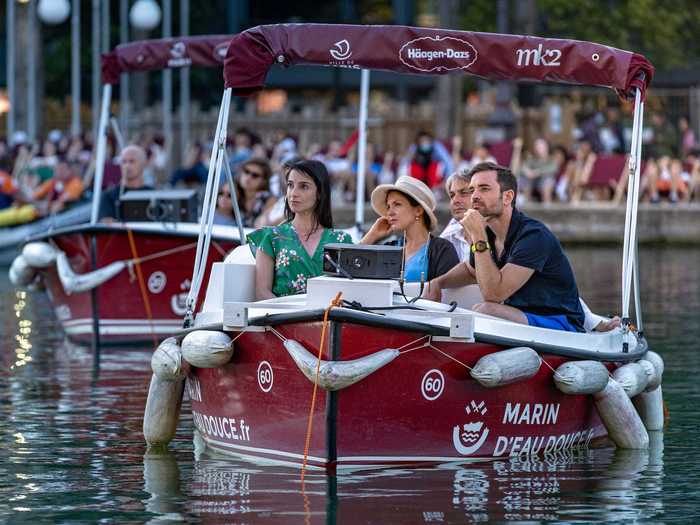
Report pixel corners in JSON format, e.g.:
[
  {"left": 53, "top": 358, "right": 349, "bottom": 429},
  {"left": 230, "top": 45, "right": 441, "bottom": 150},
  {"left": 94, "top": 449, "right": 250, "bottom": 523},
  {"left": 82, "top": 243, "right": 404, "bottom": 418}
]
[
  {"left": 223, "top": 24, "right": 654, "bottom": 99},
  {"left": 102, "top": 35, "right": 231, "bottom": 84}
]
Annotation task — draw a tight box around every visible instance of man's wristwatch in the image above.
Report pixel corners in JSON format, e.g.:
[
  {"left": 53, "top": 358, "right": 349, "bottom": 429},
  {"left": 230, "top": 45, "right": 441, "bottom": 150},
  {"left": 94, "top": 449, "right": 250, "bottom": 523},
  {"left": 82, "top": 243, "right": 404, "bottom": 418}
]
[{"left": 471, "top": 240, "right": 490, "bottom": 253}]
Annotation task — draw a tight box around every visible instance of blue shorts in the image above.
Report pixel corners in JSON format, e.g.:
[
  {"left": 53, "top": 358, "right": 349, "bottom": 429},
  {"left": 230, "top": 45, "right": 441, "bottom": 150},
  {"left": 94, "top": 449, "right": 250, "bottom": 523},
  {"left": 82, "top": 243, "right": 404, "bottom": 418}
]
[{"left": 524, "top": 312, "right": 578, "bottom": 332}]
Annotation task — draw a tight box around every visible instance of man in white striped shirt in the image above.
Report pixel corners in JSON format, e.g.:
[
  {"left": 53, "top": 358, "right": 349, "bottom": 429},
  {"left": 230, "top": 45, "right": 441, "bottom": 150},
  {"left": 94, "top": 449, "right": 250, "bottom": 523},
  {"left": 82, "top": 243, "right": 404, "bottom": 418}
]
[{"left": 439, "top": 171, "right": 472, "bottom": 261}]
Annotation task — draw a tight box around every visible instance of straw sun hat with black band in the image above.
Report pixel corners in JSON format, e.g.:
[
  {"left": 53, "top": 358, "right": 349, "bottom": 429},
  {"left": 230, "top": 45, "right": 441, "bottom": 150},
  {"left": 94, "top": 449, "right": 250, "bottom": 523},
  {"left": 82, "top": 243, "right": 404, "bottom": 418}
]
[{"left": 370, "top": 175, "right": 439, "bottom": 231}]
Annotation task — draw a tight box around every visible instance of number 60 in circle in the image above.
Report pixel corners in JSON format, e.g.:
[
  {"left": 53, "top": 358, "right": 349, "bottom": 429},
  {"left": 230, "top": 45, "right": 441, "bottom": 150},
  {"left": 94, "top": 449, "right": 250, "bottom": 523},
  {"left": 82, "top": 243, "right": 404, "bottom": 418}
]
[
  {"left": 421, "top": 369, "right": 445, "bottom": 401},
  {"left": 257, "top": 361, "right": 274, "bottom": 392}
]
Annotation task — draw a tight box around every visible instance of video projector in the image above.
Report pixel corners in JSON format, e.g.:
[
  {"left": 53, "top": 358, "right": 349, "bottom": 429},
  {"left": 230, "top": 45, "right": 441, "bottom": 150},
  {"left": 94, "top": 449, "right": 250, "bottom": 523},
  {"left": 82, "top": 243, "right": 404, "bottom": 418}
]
[
  {"left": 322, "top": 243, "right": 403, "bottom": 280},
  {"left": 118, "top": 189, "right": 199, "bottom": 222}
]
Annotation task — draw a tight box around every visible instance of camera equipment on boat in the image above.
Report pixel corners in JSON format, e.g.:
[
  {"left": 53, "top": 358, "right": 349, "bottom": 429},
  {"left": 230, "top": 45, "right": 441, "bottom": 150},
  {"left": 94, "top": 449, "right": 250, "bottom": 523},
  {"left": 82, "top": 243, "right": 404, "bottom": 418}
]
[
  {"left": 118, "top": 189, "right": 199, "bottom": 222},
  {"left": 323, "top": 243, "right": 403, "bottom": 279}
]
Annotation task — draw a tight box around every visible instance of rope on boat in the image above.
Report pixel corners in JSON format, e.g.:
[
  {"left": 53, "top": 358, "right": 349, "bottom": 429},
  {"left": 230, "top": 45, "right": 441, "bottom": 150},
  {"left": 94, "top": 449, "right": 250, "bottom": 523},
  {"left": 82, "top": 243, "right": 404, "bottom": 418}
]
[
  {"left": 18, "top": 239, "right": 216, "bottom": 295},
  {"left": 268, "top": 326, "right": 287, "bottom": 342},
  {"left": 300, "top": 292, "right": 342, "bottom": 483},
  {"left": 395, "top": 334, "right": 474, "bottom": 371},
  {"left": 127, "top": 229, "right": 158, "bottom": 349}
]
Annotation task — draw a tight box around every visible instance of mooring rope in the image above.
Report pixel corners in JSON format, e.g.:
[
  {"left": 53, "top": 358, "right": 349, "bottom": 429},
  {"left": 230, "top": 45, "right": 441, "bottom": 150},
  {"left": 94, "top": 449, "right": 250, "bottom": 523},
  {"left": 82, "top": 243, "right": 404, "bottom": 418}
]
[
  {"left": 300, "top": 292, "right": 342, "bottom": 484},
  {"left": 126, "top": 229, "right": 158, "bottom": 349}
]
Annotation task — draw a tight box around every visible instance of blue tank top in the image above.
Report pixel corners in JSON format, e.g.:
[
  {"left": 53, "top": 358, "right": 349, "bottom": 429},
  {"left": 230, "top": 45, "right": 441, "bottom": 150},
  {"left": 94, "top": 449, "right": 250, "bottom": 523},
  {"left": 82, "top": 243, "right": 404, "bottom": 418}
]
[{"left": 403, "top": 241, "right": 429, "bottom": 283}]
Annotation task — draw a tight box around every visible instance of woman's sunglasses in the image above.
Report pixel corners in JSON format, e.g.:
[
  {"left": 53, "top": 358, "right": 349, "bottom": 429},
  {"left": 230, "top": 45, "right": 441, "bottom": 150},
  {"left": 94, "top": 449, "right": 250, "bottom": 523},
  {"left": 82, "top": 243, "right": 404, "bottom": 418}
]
[
  {"left": 242, "top": 168, "right": 263, "bottom": 179},
  {"left": 218, "top": 191, "right": 231, "bottom": 198}
]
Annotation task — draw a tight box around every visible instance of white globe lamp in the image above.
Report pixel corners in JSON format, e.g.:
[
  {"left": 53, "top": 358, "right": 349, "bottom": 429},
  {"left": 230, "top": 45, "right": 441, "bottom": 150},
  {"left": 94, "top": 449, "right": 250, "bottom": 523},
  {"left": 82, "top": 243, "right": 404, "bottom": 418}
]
[
  {"left": 37, "top": 0, "right": 71, "bottom": 25},
  {"left": 130, "top": 0, "right": 162, "bottom": 31}
]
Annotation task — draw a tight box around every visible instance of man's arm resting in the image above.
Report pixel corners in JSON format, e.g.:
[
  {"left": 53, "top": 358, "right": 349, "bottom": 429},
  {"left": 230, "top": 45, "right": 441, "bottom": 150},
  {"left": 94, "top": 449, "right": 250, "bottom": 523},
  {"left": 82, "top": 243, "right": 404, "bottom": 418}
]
[
  {"left": 433, "top": 260, "right": 477, "bottom": 289},
  {"left": 476, "top": 259, "right": 534, "bottom": 303}
]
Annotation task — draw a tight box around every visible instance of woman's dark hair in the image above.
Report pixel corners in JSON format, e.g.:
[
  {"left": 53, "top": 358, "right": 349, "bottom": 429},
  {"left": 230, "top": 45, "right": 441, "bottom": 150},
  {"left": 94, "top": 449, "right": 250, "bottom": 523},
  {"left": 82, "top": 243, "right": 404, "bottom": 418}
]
[
  {"left": 241, "top": 157, "right": 273, "bottom": 191},
  {"left": 386, "top": 190, "right": 431, "bottom": 230},
  {"left": 283, "top": 158, "right": 333, "bottom": 231}
]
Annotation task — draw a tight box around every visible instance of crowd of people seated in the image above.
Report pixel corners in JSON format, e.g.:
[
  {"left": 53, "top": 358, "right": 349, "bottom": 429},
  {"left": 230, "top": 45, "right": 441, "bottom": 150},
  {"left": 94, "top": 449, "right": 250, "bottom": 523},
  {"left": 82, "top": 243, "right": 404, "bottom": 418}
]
[
  {"left": 0, "top": 118, "right": 641, "bottom": 332},
  {"left": 0, "top": 107, "right": 696, "bottom": 230}
]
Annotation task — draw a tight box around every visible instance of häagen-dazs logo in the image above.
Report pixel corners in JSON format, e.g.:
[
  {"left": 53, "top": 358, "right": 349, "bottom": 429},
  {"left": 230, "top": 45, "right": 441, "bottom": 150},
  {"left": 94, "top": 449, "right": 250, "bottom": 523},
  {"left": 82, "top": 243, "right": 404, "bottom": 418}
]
[
  {"left": 399, "top": 35, "right": 477, "bottom": 73},
  {"left": 453, "top": 400, "right": 489, "bottom": 455},
  {"left": 330, "top": 40, "right": 352, "bottom": 61}
]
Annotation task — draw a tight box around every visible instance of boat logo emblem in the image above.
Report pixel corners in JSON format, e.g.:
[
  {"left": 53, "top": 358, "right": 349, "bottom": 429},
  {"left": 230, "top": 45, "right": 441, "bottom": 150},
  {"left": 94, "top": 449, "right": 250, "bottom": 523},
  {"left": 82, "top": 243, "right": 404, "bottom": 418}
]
[
  {"left": 170, "top": 279, "right": 190, "bottom": 316},
  {"left": 171, "top": 42, "right": 186, "bottom": 59},
  {"left": 330, "top": 40, "right": 352, "bottom": 61},
  {"left": 453, "top": 400, "right": 490, "bottom": 455},
  {"left": 147, "top": 271, "right": 167, "bottom": 294},
  {"left": 421, "top": 369, "right": 445, "bottom": 401},
  {"left": 257, "top": 361, "right": 274, "bottom": 392}
]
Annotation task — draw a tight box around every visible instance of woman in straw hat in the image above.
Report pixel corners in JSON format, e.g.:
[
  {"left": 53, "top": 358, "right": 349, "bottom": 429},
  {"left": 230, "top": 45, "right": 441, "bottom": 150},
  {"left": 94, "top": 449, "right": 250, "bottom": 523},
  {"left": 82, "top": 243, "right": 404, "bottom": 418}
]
[{"left": 360, "top": 175, "right": 459, "bottom": 283}]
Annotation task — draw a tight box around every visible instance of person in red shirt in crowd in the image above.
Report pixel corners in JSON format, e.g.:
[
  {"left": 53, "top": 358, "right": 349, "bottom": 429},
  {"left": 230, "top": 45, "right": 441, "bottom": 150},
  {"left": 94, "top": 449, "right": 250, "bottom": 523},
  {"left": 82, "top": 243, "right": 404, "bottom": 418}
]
[
  {"left": 32, "top": 158, "right": 85, "bottom": 215},
  {"left": 407, "top": 131, "right": 449, "bottom": 192},
  {"left": 0, "top": 157, "right": 84, "bottom": 226},
  {"left": 0, "top": 156, "right": 18, "bottom": 210}
]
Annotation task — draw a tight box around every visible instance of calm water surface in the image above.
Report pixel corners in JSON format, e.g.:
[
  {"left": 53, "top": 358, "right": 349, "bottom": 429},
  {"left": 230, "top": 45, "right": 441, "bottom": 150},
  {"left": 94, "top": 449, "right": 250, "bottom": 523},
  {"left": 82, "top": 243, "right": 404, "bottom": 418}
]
[{"left": 1, "top": 246, "right": 700, "bottom": 524}]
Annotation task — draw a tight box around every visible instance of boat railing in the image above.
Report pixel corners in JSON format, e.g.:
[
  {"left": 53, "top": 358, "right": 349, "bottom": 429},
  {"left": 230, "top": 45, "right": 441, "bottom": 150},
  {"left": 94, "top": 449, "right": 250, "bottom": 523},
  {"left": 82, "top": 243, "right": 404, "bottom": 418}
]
[{"left": 221, "top": 299, "right": 476, "bottom": 341}]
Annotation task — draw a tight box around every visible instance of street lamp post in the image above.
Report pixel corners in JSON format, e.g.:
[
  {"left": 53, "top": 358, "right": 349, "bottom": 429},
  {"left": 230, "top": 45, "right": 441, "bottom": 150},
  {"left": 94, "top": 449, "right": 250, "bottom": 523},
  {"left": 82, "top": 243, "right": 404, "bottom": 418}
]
[
  {"left": 71, "top": 0, "right": 80, "bottom": 136},
  {"left": 27, "top": 0, "right": 37, "bottom": 142},
  {"left": 31, "top": 0, "right": 72, "bottom": 142},
  {"left": 6, "top": 0, "right": 16, "bottom": 141},
  {"left": 119, "top": 0, "right": 129, "bottom": 139},
  {"left": 180, "top": 0, "right": 190, "bottom": 158},
  {"left": 162, "top": 0, "right": 173, "bottom": 179},
  {"left": 129, "top": 0, "right": 162, "bottom": 175},
  {"left": 91, "top": 0, "right": 100, "bottom": 138}
]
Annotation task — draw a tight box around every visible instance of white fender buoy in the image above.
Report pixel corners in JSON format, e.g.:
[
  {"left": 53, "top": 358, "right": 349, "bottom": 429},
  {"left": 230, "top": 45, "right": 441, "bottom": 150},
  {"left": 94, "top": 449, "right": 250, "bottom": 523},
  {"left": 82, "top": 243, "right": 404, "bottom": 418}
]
[
  {"left": 283, "top": 339, "right": 399, "bottom": 391},
  {"left": 553, "top": 360, "right": 609, "bottom": 395},
  {"left": 470, "top": 347, "right": 540, "bottom": 388},
  {"left": 143, "top": 373, "right": 185, "bottom": 448},
  {"left": 633, "top": 385, "right": 665, "bottom": 431},
  {"left": 181, "top": 330, "right": 234, "bottom": 368},
  {"left": 612, "top": 362, "right": 650, "bottom": 398},
  {"left": 151, "top": 337, "right": 189, "bottom": 381},
  {"left": 9, "top": 255, "right": 37, "bottom": 287},
  {"left": 22, "top": 242, "right": 57, "bottom": 268},
  {"left": 56, "top": 252, "right": 126, "bottom": 294},
  {"left": 642, "top": 351, "right": 664, "bottom": 391},
  {"left": 594, "top": 378, "right": 649, "bottom": 449},
  {"left": 142, "top": 450, "right": 181, "bottom": 516}
]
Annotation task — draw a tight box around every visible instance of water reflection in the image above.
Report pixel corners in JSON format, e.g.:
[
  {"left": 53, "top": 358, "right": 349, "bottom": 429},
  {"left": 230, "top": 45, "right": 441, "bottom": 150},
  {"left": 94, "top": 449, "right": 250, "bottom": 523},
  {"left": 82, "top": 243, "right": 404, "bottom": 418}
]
[
  {"left": 1, "top": 245, "right": 698, "bottom": 523},
  {"left": 143, "top": 450, "right": 185, "bottom": 523},
  {"left": 178, "top": 438, "right": 665, "bottom": 524}
]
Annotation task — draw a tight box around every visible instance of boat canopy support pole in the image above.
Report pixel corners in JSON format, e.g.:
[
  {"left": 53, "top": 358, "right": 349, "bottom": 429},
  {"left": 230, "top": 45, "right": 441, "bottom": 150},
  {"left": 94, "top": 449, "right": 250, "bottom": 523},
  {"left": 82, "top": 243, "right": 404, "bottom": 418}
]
[
  {"left": 621, "top": 88, "right": 644, "bottom": 329},
  {"left": 633, "top": 243, "right": 644, "bottom": 335},
  {"left": 222, "top": 149, "right": 247, "bottom": 245},
  {"left": 110, "top": 115, "right": 125, "bottom": 152},
  {"left": 90, "top": 83, "right": 113, "bottom": 225},
  {"left": 184, "top": 87, "right": 232, "bottom": 326},
  {"left": 354, "top": 69, "right": 371, "bottom": 234}
]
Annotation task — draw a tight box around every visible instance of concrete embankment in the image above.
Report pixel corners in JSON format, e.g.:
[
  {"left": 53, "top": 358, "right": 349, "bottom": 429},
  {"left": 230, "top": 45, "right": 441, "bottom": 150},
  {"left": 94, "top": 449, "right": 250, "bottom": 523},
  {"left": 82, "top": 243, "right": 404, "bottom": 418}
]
[{"left": 334, "top": 202, "right": 700, "bottom": 244}]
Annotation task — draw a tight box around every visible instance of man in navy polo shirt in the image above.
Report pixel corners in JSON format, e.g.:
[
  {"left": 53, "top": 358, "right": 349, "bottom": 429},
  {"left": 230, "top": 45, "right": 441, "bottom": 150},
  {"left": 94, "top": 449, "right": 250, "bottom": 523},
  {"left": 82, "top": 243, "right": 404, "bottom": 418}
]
[{"left": 430, "top": 161, "right": 585, "bottom": 332}]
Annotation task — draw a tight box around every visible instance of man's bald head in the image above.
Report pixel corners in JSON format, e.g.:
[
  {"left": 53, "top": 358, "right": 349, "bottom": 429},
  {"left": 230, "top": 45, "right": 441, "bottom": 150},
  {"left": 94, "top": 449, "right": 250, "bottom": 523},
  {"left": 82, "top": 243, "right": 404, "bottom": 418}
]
[{"left": 120, "top": 144, "right": 147, "bottom": 187}]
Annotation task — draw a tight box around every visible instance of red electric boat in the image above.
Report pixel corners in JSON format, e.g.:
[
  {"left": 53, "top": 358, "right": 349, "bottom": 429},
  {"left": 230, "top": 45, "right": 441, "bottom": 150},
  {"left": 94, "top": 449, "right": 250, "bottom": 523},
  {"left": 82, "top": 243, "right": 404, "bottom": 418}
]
[
  {"left": 143, "top": 24, "right": 661, "bottom": 468},
  {"left": 8, "top": 36, "right": 249, "bottom": 344}
]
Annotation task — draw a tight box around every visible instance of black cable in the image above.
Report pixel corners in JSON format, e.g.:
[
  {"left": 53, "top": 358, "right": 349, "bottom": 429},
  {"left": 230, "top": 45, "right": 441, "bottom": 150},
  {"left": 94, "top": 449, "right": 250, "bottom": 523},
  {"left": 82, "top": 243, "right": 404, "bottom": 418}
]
[
  {"left": 323, "top": 252, "right": 354, "bottom": 280},
  {"left": 340, "top": 299, "right": 426, "bottom": 312}
]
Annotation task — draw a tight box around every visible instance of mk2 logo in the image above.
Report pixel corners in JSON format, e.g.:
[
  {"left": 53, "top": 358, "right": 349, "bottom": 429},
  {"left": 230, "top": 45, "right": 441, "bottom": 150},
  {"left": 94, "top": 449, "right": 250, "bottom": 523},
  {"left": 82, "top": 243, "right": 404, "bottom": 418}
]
[
  {"left": 330, "top": 40, "right": 352, "bottom": 61},
  {"left": 515, "top": 44, "right": 562, "bottom": 67}
]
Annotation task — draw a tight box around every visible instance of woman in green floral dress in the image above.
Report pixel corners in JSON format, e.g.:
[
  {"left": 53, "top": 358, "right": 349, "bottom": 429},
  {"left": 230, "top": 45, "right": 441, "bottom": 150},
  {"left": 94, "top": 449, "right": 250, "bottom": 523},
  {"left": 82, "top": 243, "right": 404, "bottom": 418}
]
[{"left": 248, "top": 159, "right": 353, "bottom": 299}]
